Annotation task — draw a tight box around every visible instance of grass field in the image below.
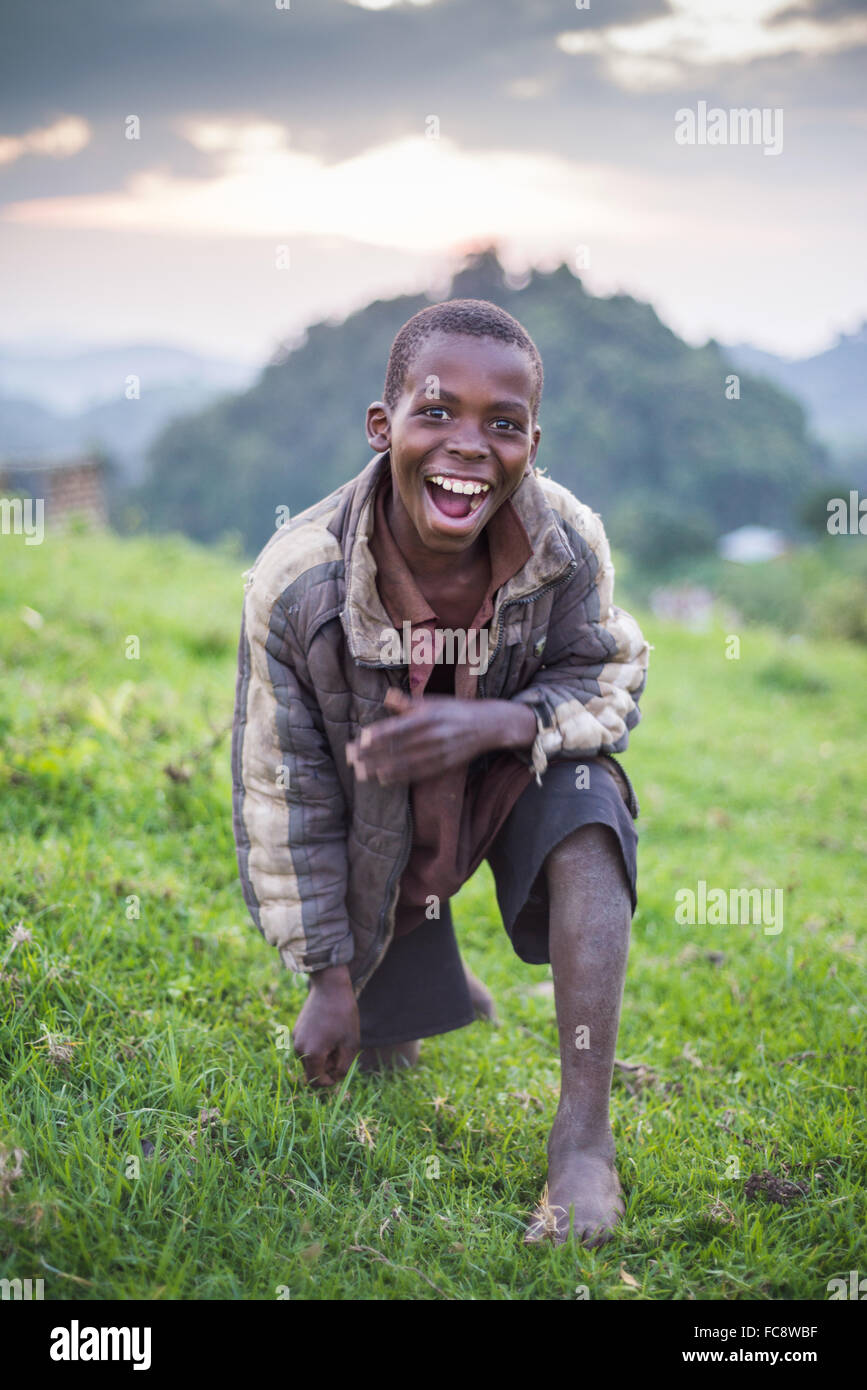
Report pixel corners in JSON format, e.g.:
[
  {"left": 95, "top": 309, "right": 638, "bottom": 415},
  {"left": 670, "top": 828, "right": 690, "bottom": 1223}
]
[{"left": 0, "top": 528, "right": 864, "bottom": 1300}]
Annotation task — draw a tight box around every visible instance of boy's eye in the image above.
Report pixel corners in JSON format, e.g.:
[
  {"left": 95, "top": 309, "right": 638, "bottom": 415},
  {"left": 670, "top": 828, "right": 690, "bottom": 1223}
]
[{"left": 420, "top": 407, "right": 521, "bottom": 431}]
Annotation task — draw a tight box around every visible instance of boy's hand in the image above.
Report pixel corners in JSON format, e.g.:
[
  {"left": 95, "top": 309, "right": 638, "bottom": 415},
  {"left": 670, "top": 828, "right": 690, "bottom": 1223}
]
[
  {"left": 345, "top": 687, "right": 536, "bottom": 786},
  {"left": 292, "top": 964, "right": 359, "bottom": 1087}
]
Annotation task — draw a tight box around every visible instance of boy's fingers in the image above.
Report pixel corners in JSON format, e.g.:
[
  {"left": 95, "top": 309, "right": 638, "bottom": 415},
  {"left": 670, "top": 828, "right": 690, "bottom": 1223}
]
[
  {"left": 346, "top": 741, "right": 370, "bottom": 780},
  {"left": 348, "top": 711, "right": 445, "bottom": 783},
  {"left": 349, "top": 727, "right": 410, "bottom": 775},
  {"left": 362, "top": 710, "right": 433, "bottom": 754},
  {"left": 353, "top": 730, "right": 448, "bottom": 784},
  {"left": 347, "top": 725, "right": 402, "bottom": 763},
  {"left": 302, "top": 1050, "right": 334, "bottom": 1087},
  {"left": 334, "top": 1040, "right": 358, "bottom": 1078},
  {"left": 383, "top": 687, "right": 413, "bottom": 714}
]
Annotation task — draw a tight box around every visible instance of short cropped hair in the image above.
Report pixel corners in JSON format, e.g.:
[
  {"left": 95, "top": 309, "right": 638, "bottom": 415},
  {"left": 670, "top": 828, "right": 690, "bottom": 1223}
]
[{"left": 383, "top": 298, "right": 543, "bottom": 420}]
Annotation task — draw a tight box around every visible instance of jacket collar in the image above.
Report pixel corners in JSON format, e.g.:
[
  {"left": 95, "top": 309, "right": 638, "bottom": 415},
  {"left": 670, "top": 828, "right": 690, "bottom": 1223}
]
[{"left": 330, "top": 451, "right": 576, "bottom": 665}]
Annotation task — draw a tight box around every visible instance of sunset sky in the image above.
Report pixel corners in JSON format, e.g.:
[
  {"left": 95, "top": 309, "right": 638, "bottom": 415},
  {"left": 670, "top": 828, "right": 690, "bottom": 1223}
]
[{"left": 1, "top": 0, "right": 865, "bottom": 362}]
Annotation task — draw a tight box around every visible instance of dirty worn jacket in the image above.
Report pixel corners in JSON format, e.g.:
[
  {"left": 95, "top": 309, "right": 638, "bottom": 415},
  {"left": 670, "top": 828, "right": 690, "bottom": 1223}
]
[{"left": 231, "top": 450, "right": 650, "bottom": 996}]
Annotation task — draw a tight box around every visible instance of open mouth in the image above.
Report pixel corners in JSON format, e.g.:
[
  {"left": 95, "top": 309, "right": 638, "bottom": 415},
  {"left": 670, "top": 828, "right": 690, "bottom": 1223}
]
[{"left": 423, "top": 474, "right": 493, "bottom": 526}]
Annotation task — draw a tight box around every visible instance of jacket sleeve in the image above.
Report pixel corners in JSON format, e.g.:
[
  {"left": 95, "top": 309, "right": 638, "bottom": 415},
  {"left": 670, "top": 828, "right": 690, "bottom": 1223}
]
[
  {"left": 509, "top": 496, "right": 649, "bottom": 781},
  {"left": 231, "top": 572, "right": 354, "bottom": 975}
]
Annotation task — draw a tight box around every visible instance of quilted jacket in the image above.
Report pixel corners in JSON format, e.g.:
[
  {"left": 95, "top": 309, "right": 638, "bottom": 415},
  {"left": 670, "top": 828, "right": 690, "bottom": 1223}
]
[{"left": 231, "top": 450, "right": 650, "bottom": 996}]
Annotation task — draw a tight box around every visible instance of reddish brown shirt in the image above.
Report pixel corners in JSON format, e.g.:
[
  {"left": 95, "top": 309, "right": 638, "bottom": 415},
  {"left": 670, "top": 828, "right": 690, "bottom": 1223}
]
[{"left": 368, "top": 471, "right": 537, "bottom": 936}]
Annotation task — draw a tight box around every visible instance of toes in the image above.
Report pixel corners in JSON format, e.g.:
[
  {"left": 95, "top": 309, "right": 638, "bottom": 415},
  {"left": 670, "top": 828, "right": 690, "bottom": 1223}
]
[
  {"left": 523, "top": 1202, "right": 570, "bottom": 1246},
  {"left": 462, "top": 967, "right": 500, "bottom": 1023},
  {"left": 525, "top": 1204, "right": 622, "bottom": 1249},
  {"left": 581, "top": 1221, "right": 617, "bottom": 1250}
]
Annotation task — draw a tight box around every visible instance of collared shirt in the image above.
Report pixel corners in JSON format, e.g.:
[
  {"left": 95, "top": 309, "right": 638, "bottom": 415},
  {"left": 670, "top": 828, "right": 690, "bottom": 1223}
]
[{"left": 368, "top": 469, "right": 537, "bottom": 937}]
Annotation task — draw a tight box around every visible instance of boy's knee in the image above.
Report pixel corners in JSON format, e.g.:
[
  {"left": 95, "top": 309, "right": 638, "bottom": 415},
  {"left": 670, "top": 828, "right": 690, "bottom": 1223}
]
[
  {"left": 545, "top": 822, "right": 617, "bottom": 870},
  {"left": 544, "top": 823, "right": 630, "bottom": 900}
]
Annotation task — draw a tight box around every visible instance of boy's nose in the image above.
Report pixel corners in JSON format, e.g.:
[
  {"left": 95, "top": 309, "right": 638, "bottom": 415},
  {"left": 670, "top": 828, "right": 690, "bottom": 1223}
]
[{"left": 446, "top": 434, "right": 489, "bottom": 458}]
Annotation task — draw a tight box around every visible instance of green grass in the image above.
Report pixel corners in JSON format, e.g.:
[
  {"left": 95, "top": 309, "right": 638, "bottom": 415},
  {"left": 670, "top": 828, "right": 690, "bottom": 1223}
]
[{"left": 0, "top": 527, "right": 864, "bottom": 1301}]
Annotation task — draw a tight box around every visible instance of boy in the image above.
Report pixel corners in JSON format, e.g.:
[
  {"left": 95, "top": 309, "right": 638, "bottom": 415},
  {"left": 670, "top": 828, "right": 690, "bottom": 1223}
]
[{"left": 232, "top": 299, "right": 649, "bottom": 1247}]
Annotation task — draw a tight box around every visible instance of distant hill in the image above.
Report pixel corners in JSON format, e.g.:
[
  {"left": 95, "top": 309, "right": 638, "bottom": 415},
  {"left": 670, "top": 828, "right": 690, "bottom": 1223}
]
[
  {"left": 724, "top": 325, "right": 867, "bottom": 457},
  {"left": 0, "top": 394, "right": 70, "bottom": 456},
  {"left": 0, "top": 341, "right": 255, "bottom": 414},
  {"left": 0, "top": 343, "right": 257, "bottom": 484},
  {"left": 139, "top": 249, "right": 827, "bottom": 557},
  {"left": 0, "top": 384, "right": 248, "bottom": 485}
]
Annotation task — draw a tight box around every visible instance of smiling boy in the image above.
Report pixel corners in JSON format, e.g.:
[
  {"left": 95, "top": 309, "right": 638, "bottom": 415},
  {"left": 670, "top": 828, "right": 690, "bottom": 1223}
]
[{"left": 232, "top": 298, "right": 649, "bottom": 1245}]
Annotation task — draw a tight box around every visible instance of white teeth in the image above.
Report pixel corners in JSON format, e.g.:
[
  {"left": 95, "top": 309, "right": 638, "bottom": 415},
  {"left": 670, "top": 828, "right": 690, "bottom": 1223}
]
[
  {"left": 469, "top": 496, "right": 482, "bottom": 512},
  {"left": 427, "top": 476, "right": 492, "bottom": 495}
]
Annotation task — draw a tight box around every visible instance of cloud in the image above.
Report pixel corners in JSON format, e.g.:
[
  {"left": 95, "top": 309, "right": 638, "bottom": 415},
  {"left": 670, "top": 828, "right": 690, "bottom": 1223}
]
[
  {"left": 0, "top": 123, "right": 693, "bottom": 251},
  {"left": 556, "top": 0, "right": 867, "bottom": 91},
  {"left": 342, "top": 0, "right": 439, "bottom": 8},
  {"left": 0, "top": 1, "right": 862, "bottom": 361},
  {"left": 0, "top": 115, "right": 91, "bottom": 167}
]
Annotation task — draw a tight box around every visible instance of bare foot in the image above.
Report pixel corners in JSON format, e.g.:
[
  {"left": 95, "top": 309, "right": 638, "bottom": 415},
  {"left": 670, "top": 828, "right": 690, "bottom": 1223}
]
[
  {"left": 358, "top": 1039, "right": 421, "bottom": 1073},
  {"left": 525, "top": 1130, "right": 624, "bottom": 1248},
  {"left": 463, "top": 964, "right": 499, "bottom": 1023}
]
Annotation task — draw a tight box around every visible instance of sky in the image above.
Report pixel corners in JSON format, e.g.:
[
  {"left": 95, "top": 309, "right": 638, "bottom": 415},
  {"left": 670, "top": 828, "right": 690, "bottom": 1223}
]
[{"left": 0, "top": 0, "right": 865, "bottom": 363}]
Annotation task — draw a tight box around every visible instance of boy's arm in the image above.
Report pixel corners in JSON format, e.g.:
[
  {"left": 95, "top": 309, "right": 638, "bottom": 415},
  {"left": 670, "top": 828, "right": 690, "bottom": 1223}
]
[
  {"left": 231, "top": 574, "right": 354, "bottom": 975},
  {"left": 509, "top": 503, "right": 649, "bottom": 781}
]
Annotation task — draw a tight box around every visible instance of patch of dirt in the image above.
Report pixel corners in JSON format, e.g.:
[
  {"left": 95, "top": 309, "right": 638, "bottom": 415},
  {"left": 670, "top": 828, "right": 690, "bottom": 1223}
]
[
  {"left": 775, "top": 1045, "right": 863, "bottom": 1067},
  {"left": 186, "top": 1107, "right": 223, "bottom": 1150},
  {"left": 705, "top": 1196, "right": 738, "bottom": 1225},
  {"left": 744, "top": 1169, "right": 810, "bottom": 1206},
  {"left": 613, "top": 1059, "right": 683, "bottom": 1097},
  {"left": 0, "top": 1144, "right": 26, "bottom": 1199}
]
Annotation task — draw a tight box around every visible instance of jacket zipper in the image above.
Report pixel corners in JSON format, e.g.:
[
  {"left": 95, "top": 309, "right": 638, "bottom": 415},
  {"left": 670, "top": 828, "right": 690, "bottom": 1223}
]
[
  {"left": 478, "top": 558, "right": 578, "bottom": 698},
  {"left": 477, "top": 562, "right": 641, "bottom": 816}
]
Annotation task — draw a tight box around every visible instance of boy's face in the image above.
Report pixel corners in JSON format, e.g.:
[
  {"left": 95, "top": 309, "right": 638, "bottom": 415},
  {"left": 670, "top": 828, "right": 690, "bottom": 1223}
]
[{"left": 366, "top": 332, "right": 541, "bottom": 554}]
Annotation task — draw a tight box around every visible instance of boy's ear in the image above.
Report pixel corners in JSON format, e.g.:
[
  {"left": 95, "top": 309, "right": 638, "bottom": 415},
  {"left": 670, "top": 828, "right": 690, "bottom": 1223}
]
[
  {"left": 366, "top": 401, "right": 391, "bottom": 452},
  {"left": 526, "top": 422, "right": 541, "bottom": 472}
]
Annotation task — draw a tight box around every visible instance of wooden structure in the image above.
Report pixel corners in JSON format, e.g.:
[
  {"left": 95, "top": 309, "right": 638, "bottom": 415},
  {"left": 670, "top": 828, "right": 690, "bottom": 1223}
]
[{"left": 0, "top": 453, "right": 107, "bottom": 530}]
